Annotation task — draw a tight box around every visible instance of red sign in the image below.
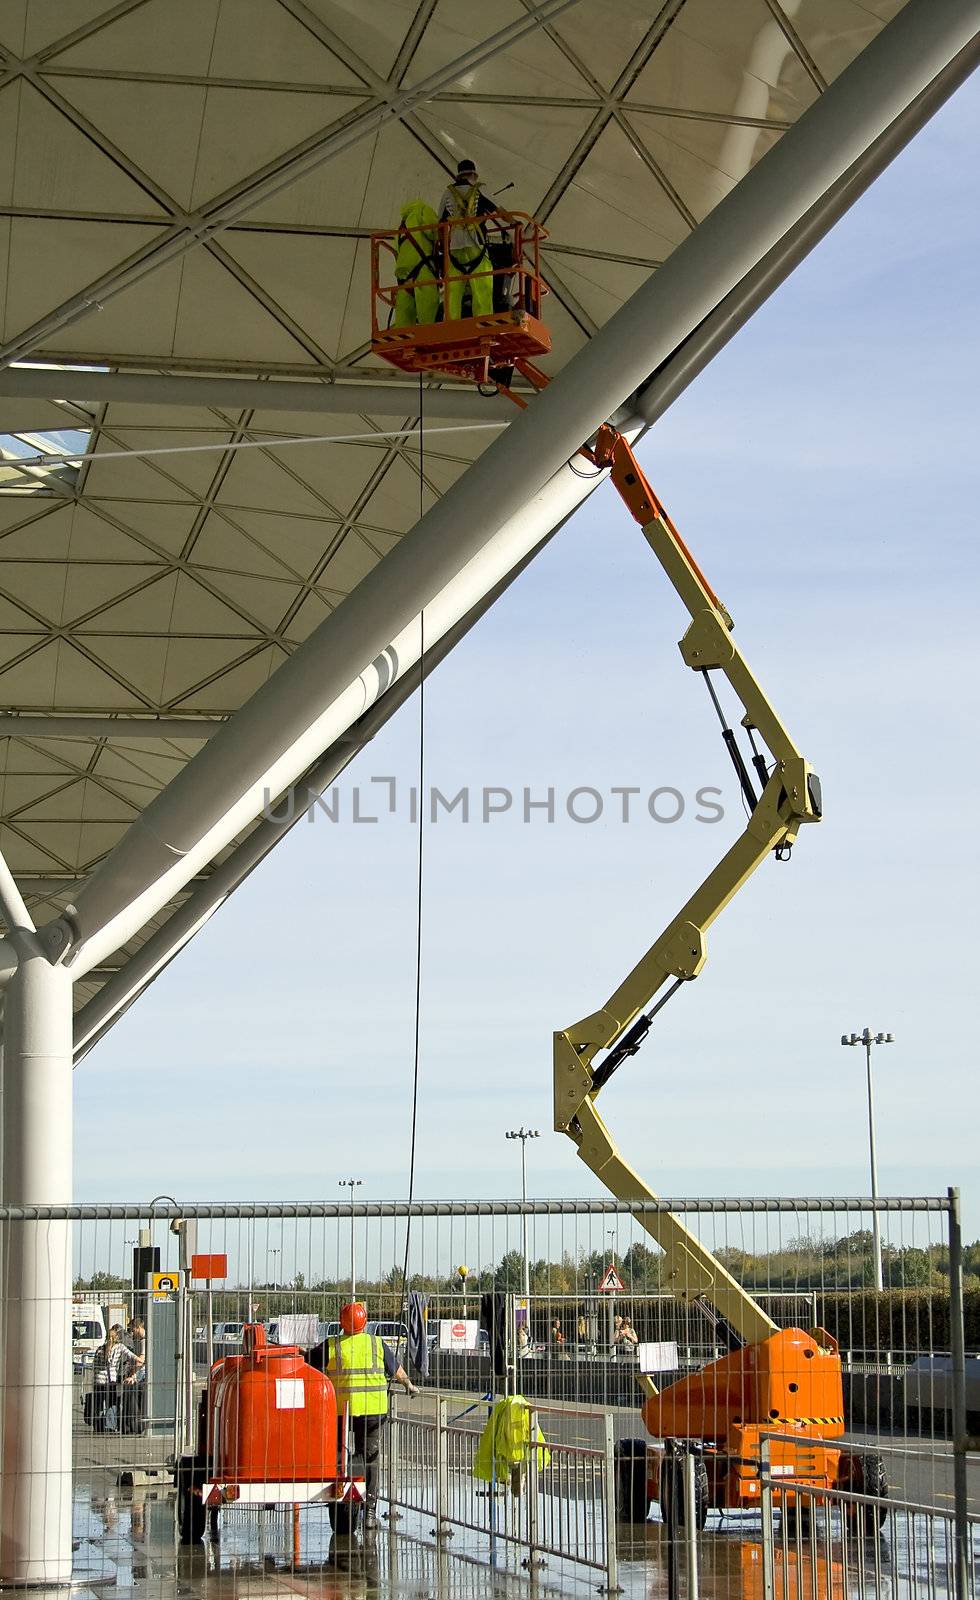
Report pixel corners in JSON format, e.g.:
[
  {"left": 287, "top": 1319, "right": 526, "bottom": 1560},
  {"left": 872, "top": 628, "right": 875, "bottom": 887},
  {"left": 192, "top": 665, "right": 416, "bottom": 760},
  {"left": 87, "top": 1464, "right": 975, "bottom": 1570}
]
[
  {"left": 191, "top": 1253, "right": 227, "bottom": 1281},
  {"left": 452, "top": 1321, "right": 465, "bottom": 1338},
  {"left": 598, "top": 1264, "right": 625, "bottom": 1293}
]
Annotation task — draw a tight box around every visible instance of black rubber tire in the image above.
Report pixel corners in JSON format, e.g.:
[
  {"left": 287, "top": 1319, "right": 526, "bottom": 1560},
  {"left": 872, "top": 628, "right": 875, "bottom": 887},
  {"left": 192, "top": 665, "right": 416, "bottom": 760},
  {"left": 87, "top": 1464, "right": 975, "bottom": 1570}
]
[
  {"left": 841, "top": 1451, "right": 889, "bottom": 1530},
  {"left": 614, "top": 1439, "right": 650, "bottom": 1524},
  {"left": 659, "top": 1452, "right": 708, "bottom": 1531},
  {"left": 175, "top": 1459, "right": 208, "bottom": 1542},
  {"left": 328, "top": 1500, "right": 362, "bottom": 1534}
]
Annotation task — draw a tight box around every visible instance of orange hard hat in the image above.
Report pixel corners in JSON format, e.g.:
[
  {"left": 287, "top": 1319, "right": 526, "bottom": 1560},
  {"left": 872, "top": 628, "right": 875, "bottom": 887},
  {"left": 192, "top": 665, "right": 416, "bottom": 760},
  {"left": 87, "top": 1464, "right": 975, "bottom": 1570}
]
[{"left": 340, "top": 1302, "right": 367, "bottom": 1335}]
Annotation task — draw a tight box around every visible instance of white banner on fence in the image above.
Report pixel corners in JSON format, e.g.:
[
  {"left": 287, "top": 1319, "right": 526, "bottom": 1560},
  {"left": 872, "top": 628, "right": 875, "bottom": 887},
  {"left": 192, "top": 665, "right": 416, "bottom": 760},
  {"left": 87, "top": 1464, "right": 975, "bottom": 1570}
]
[
  {"left": 438, "top": 1319, "right": 479, "bottom": 1351},
  {"left": 638, "top": 1340, "right": 679, "bottom": 1374}
]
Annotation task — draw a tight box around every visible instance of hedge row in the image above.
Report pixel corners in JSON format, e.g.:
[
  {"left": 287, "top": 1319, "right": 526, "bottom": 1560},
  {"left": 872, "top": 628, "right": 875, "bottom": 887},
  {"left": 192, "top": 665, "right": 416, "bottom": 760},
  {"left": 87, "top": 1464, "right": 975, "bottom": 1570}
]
[{"left": 812, "top": 1290, "right": 980, "bottom": 1352}]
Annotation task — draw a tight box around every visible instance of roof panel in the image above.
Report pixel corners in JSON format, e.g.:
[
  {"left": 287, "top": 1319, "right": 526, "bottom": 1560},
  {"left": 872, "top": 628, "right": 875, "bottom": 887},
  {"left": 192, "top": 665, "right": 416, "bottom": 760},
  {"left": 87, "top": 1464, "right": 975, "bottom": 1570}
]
[
  {"left": 47, "top": 75, "right": 210, "bottom": 212},
  {"left": 45, "top": 0, "right": 223, "bottom": 76},
  {"left": 2, "top": 218, "right": 168, "bottom": 346}
]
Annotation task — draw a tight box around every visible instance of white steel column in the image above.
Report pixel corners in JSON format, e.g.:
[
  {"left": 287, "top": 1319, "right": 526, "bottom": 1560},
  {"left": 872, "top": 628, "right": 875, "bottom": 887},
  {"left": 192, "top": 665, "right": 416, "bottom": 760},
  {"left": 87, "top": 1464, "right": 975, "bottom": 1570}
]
[{"left": 0, "top": 939, "right": 73, "bottom": 1586}]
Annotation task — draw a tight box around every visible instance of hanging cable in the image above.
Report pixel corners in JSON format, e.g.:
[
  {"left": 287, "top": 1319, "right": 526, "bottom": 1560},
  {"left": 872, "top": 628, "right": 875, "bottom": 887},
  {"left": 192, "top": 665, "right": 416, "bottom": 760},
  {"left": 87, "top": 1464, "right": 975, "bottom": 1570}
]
[
  {"left": 400, "top": 371, "right": 426, "bottom": 1313},
  {"left": 9, "top": 419, "right": 507, "bottom": 471}
]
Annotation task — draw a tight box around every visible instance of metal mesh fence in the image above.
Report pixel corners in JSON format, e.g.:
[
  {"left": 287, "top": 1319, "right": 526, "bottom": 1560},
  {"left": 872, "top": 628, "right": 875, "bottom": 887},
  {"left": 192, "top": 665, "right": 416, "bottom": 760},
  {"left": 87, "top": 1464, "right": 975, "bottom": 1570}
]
[{"left": 0, "top": 1194, "right": 976, "bottom": 1600}]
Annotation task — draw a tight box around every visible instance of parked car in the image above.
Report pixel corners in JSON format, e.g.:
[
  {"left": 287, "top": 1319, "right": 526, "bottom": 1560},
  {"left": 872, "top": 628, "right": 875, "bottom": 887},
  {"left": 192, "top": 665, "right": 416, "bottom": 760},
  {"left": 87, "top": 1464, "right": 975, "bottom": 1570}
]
[{"left": 368, "top": 1319, "right": 409, "bottom": 1353}]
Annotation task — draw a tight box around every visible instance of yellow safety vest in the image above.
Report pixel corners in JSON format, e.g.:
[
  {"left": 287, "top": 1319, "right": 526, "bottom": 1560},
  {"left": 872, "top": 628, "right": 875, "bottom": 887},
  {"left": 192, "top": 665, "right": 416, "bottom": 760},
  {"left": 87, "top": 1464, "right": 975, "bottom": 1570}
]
[{"left": 326, "top": 1333, "right": 388, "bottom": 1417}]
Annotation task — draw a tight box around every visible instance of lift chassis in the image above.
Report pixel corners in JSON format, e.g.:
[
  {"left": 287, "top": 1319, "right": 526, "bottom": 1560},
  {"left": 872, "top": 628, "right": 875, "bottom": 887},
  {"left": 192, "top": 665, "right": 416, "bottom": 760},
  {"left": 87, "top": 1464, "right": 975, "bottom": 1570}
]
[{"left": 554, "top": 428, "right": 886, "bottom": 1525}]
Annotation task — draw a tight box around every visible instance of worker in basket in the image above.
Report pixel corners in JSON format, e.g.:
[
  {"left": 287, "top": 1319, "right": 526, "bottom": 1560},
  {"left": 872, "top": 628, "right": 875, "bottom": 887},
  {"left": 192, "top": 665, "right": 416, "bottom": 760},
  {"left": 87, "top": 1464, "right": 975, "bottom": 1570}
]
[
  {"left": 309, "top": 1302, "right": 419, "bottom": 1528},
  {"left": 393, "top": 198, "right": 440, "bottom": 328},
  {"left": 438, "top": 158, "right": 512, "bottom": 321}
]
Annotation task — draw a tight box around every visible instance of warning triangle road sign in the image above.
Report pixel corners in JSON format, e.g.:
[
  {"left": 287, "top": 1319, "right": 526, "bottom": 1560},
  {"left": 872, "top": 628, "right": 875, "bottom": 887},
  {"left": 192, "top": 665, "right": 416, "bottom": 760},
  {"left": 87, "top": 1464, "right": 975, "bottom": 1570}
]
[{"left": 598, "top": 1264, "right": 625, "bottom": 1293}]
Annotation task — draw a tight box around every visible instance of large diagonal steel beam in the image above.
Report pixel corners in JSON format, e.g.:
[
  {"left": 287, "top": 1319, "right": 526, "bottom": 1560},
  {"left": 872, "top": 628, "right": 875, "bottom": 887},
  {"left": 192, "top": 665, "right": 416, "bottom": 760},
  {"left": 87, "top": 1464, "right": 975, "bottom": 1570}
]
[
  {"left": 37, "top": 0, "right": 979, "bottom": 984},
  {"left": 0, "top": 0, "right": 583, "bottom": 370}
]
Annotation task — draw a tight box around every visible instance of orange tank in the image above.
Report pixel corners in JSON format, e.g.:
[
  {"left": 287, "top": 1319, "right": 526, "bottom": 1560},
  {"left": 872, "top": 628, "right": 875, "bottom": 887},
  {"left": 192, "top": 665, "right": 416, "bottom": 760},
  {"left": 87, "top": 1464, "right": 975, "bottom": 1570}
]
[
  {"left": 210, "top": 1324, "right": 337, "bottom": 1484},
  {"left": 642, "top": 1326, "right": 844, "bottom": 1445}
]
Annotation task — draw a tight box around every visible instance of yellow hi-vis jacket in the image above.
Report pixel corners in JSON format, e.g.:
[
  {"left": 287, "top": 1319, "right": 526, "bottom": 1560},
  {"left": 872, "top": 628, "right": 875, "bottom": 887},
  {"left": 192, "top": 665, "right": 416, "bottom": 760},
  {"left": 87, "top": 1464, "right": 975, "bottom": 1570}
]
[
  {"left": 395, "top": 199, "right": 439, "bottom": 283},
  {"left": 472, "top": 1396, "right": 550, "bottom": 1482},
  {"left": 326, "top": 1332, "right": 388, "bottom": 1416}
]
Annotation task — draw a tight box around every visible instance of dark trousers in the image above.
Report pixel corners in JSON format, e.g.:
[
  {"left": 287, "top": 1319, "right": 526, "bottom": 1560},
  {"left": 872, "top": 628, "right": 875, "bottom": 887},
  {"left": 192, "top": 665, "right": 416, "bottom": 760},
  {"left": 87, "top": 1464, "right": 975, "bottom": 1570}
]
[{"left": 340, "top": 1414, "right": 385, "bottom": 1501}]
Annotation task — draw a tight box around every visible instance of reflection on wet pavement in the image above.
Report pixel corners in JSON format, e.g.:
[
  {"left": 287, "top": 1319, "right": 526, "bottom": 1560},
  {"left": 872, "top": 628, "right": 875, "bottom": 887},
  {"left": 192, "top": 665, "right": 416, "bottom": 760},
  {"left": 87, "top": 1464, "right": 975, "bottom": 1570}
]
[{"left": 64, "top": 1472, "right": 974, "bottom": 1600}]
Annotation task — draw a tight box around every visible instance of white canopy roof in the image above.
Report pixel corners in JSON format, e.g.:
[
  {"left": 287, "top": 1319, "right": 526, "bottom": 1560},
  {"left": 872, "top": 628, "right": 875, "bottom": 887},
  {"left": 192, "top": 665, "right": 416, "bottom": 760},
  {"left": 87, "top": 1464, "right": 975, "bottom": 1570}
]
[{"left": 0, "top": 0, "right": 916, "bottom": 1013}]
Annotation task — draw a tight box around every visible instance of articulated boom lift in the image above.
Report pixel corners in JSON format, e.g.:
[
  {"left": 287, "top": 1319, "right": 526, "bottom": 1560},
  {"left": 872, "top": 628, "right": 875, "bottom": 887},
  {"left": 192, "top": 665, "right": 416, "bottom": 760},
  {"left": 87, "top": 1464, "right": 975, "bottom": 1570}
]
[
  {"left": 555, "top": 428, "right": 884, "bottom": 1524},
  {"left": 367, "top": 257, "right": 886, "bottom": 1524}
]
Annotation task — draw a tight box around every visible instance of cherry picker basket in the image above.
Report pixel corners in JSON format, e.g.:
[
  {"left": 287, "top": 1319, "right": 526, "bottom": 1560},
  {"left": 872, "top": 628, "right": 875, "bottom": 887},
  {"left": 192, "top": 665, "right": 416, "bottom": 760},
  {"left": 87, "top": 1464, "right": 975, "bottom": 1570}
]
[{"left": 370, "top": 210, "right": 550, "bottom": 384}]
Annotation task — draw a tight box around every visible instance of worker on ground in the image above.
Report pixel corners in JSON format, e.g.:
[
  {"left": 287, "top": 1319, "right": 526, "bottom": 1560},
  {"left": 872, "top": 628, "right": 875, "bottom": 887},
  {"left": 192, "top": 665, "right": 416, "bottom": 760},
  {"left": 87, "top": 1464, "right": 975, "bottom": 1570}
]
[
  {"left": 438, "top": 159, "right": 506, "bottom": 321},
  {"left": 308, "top": 1303, "right": 418, "bottom": 1528},
  {"left": 393, "top": 198, "right": 440, "bottom": 328}
]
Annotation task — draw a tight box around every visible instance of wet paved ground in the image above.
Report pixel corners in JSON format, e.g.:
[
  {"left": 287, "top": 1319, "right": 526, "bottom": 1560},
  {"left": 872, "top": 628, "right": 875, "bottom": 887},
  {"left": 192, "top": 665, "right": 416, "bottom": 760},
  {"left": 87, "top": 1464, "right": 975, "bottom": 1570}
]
[
  {"left": 61, "top": 1387, "right": 980, "bottom": 1600},
  {"left": 59, "top": 1461, "right": 979, "bottom": 1600}
]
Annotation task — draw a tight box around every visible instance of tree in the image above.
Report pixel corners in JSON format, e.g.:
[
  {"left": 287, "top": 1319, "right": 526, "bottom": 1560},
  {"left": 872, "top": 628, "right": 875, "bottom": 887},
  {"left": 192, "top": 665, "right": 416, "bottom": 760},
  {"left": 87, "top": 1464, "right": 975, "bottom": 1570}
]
[
  {"left": 494, "top": 1250, "right": 527, "bottom": 1292},
  {"left": 885, "top": 1247, "right": 932, "bottom": 1288},
  {"left": 623, "top": 1242, "right": 662, "bottom": 1291}
]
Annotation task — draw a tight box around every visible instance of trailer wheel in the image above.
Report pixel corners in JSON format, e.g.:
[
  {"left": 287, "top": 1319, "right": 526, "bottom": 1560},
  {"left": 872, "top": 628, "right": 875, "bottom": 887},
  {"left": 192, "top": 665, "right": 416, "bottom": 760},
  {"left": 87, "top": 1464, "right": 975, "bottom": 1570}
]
[
  {"left": 177, "top": 1480, "right": 207, "bottom": 1544},
  {"left": 840, "top": 1451, "right": 888, "bottom": 1530},
  {"left": 614, "top": 1439, "right": 650, "bottom": 1524},
  {"left": 659, "top": 1451, "right": 708, "bottom": 1531},
  {"left": 328, "top": 1499, "right": 362, "bottom": 1534},
  {"left": 175, "top": 1456, "right": 208, "bottom": 1544}
]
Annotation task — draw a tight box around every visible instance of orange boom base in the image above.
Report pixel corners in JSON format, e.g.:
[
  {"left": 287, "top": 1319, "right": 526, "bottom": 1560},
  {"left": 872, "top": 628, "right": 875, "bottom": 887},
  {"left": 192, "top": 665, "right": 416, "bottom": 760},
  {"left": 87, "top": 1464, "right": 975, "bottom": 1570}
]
[{"left": 641, "top": 1327, "right": 848, "bottom": 1517}]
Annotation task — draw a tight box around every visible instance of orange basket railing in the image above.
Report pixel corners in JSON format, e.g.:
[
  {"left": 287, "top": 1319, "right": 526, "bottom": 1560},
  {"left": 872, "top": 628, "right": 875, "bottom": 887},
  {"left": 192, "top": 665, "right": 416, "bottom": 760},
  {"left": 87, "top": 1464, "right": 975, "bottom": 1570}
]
[{"left": 370, "top": 211, "right": 547, "bottom": 338}]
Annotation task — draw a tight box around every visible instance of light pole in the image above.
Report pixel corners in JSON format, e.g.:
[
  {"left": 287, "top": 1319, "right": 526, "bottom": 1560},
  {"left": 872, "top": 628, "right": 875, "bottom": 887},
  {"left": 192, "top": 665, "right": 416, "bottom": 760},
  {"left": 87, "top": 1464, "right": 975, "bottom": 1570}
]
[
  {"left": 841, "top": 1028, "right": 894, "bottom": 1292},
  {"left": 339, "top": 1178, "right": 362, "bottom": 1300},
  {"left": 606, "top": 1228, "right": 617, "bottom": 1350},
  {"left": 505, "top": 1128, "right": 539, "bottom": 1300},
  {"left": 268, "top": 1248, "right": 281, "bottom": 1290}
]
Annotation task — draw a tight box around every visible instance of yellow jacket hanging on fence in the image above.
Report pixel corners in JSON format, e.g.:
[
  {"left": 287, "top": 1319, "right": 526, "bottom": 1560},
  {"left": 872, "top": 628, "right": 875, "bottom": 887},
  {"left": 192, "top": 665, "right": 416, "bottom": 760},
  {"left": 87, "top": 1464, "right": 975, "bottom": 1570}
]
[{"left": 472, "top": 1396, "right": 551, "bottom": 1482}]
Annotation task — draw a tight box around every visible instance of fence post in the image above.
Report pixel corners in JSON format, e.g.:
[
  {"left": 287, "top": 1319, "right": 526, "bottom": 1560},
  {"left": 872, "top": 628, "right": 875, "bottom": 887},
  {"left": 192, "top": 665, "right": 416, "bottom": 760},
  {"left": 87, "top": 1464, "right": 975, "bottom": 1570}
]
[
  {"left": 602, "top": 1410, "right": 622, "bottom": 1594},
  {"left": 760, "top": 1436, "right": 775, "bottom": 1600},
  {"left": 433, "top": 1396, "right": 451, "bottom": 1541},
  {"left": 683, "top": 1451, "right": 700, "bottom": 1600},
  {"left": 948, "top": 1188, "right": 970, "bottom": 1600},
  {"left": 524, "top": 1406, "right": 545, "bottom": 1571},
  {"left": 386, "top": 1394, "right": 402, "bottom": 1523}
]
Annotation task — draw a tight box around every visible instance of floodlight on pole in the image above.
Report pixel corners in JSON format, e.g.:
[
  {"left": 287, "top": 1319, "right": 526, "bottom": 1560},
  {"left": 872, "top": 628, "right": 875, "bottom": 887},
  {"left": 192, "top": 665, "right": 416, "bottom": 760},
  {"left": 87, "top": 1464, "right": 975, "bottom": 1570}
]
[
  {"left": 338, "top": 1178, "right": 362, "bottom": 1300},
  {"left": 505, "top": 1128, "right": 539, "bottom": 1299},
  {"left": 840, "top": 1028, "right": 895, "bottom": 1291}
]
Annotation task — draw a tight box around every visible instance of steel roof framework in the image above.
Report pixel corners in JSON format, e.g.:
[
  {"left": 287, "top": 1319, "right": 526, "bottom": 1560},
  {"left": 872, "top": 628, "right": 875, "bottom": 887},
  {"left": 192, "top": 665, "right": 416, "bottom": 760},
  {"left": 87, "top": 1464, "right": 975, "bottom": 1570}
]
[{"left": 0, "top": 0, "right": 977, "bottom": 1583}]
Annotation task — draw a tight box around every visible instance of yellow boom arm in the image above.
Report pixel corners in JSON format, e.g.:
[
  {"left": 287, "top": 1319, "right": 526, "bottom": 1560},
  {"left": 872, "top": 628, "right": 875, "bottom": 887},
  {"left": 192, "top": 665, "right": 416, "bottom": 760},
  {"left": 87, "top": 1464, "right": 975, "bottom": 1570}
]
[{"left": 554, "top": 430, "right": 822, "bottom": 1354}]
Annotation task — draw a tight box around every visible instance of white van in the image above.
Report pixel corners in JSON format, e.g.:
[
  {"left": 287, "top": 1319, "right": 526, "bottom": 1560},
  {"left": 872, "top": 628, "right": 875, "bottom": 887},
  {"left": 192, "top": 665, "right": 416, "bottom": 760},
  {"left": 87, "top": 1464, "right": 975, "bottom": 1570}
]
[{"left": 72, "top": 1304, "right": 105, "bottom": 1368}]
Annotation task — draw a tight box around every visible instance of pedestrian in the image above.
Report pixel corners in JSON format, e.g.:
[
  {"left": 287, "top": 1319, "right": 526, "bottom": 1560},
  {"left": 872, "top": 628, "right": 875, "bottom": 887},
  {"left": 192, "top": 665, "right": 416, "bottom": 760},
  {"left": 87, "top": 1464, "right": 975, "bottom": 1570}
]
[
  {"left": 438, "top": 159, "right": 509, "bottom": 321},
  {"left": 614, "top": 1315, "right": 639, "bottom": 1357},
  {"left": 308, "top": 1303, "right": 419, "bottom": 1528},
  {"left": 123, "top": 1317, "right": 146, "bottom": 1433},
  {"left": 393, "top": 198, "right": 440, "bottom": 328},
  {"left": 92, "top": 1325, "right": 138, "bottom": 1432},
  {"left": 550, "top": 1318, "right": 570, "bottom": 1361}
]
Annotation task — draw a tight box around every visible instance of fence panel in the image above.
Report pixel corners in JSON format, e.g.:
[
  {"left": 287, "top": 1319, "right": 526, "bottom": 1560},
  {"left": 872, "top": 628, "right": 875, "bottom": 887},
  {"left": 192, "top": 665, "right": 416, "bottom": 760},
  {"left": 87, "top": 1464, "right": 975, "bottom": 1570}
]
[{"left": 0, "top": 1193, "right": 973, "bottom": 1600}]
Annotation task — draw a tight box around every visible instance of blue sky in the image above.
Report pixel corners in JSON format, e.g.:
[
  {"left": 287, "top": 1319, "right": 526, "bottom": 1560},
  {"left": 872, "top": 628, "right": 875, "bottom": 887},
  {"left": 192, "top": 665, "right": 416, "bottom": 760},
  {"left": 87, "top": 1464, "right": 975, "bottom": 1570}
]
[{"left": 76, "top": 74, "right": 980, "bottom": 1238}]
